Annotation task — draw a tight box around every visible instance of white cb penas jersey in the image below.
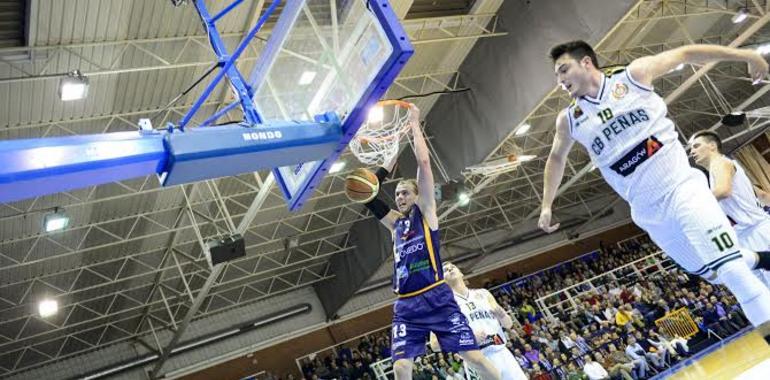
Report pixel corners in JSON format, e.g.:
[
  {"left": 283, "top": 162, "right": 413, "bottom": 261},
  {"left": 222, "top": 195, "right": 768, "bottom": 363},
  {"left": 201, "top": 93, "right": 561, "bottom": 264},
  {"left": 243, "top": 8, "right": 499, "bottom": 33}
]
[
  {"left": 566, "top": 67, "right": 687, "bottom": 202},
  {"left": 710, "top": 157, "right": 770, "bottom": 232},
  {"left": 454, "top": 288, "right": 506, "bottom": 348}
]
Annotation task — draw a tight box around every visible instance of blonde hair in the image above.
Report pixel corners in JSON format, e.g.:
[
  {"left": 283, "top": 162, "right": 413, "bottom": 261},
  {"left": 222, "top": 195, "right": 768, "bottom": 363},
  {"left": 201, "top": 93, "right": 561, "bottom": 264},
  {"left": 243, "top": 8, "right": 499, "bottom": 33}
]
[{"left": 397, "top": 179, "right": 418, "bottom": 195}]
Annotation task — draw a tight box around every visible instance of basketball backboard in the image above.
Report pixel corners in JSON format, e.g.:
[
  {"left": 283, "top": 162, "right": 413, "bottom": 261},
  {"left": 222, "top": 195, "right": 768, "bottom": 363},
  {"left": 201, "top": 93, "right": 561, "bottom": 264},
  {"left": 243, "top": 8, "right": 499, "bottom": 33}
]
[{"left": 253, "top": 0, "right": 413, "bottom": 210}]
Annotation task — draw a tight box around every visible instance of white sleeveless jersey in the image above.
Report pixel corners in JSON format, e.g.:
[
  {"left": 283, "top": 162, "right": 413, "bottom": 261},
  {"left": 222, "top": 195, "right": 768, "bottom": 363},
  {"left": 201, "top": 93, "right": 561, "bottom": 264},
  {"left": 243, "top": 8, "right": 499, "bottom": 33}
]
[
  {"left": 453, "top": 289, "right": 506, "bottom": 344},
  {"left": 710, "top": 157, "right": 769, "bottom": 232},
  {"left": 566, "top": 68, "right": 685, "bottom": 201}
]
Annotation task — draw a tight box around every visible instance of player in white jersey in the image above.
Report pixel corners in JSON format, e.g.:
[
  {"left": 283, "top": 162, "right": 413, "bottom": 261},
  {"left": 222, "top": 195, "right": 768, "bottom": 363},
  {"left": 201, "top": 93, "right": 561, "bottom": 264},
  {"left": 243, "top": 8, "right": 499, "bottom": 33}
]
[
  {"left": 688, "top": 130, "right": 770, "bottom": 258},
  {"left": 430, "top": 262, "right": 528, "bottom": 380},
  {"left": 538, "top": 40, "right": 770, "bottom": 329}
]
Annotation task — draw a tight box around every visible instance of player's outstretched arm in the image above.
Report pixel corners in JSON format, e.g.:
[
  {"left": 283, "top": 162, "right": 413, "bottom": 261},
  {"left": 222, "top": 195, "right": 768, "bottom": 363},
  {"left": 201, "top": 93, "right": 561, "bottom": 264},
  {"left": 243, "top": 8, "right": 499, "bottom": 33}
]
[
  {"left": 373, "top": 146, "right": 402, "bottom": 231},
  {"left": 539, "top": 110, "right": 575, "bottom": 233},
  {"left": 483, "top": 289, "right": 513, "bottom": 330},
  {"left": 410, "top": 105, "right": 438, "bottom": 230},
  {"left": 628, "top": 44, "right": 768, "bottom": 87},
  {"left": 710, "top": 157, "right": 735, "bottom": 200}
]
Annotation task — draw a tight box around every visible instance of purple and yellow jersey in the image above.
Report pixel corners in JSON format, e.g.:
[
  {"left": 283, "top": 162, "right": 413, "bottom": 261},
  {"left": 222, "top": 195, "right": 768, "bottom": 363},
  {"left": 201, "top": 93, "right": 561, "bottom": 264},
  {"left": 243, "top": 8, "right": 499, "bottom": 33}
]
[{"left": 393, "top": 205, "right": 443, "bottom": 297}]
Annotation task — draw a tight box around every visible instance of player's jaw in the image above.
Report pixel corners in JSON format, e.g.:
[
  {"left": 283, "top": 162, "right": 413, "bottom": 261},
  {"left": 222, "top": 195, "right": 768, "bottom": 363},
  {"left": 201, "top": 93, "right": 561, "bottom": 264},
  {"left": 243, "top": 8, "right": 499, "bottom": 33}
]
[
  {"left": 442, "top": 263, "right": 462, "bottom": 283},
  {"left": 394, "top": 185, "right": 416, "bottom": 213}
]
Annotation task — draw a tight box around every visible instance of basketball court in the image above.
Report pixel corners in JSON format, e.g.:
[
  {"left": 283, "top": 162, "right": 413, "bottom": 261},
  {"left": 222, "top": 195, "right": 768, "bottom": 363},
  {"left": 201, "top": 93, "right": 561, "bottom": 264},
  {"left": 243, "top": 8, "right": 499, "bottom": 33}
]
[
  {"left": 668, "top": 329, "right": 770, "bottom": 380},
  {"left": 0, "top": 0, "right": 769, "bottom": 379}
]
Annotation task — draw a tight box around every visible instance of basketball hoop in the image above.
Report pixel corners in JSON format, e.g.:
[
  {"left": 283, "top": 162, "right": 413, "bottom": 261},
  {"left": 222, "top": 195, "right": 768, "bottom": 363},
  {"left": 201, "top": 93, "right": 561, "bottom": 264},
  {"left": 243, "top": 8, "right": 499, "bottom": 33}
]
[{"left": 349, "top": 100, "right": 415, "bottom": 166}]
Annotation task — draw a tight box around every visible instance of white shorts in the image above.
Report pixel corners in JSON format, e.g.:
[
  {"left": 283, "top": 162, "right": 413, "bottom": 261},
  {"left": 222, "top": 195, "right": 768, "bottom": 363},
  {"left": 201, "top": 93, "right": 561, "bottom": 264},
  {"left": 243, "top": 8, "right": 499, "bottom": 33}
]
[
  {"left": 629, "top": 169, "right": 743, "bottom": 277},
  {"left": 483, "top": 346, "right": 528, "bottom": 380},
  {"left": 736, "top": 219, "right": 770, "bottom": 252}
]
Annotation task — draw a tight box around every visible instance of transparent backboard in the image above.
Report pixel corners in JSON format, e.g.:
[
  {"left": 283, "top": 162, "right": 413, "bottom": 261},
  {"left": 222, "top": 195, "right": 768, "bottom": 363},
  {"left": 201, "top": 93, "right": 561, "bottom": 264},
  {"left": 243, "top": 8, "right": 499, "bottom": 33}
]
[{"left": 253, "top": 0, "right": 412, "bottom": 210}]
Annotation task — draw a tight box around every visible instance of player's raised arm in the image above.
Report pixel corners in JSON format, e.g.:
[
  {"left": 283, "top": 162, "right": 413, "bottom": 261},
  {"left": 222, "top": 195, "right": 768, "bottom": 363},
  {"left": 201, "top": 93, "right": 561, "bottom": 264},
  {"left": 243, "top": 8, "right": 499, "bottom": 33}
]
[
  {"left": 410, "top": 105, "right": 438, "bottom": 230},
  {"left": 628, "top": 44, "right": 768, "bottom": 87},
  {"left": 539, "top": 110, "right": 575, "bottom": 233},
  {"left": 710, "top": 158, "right": 736, "bottom": 200},
  {"left": 483, "top": 289, "right": 513, "bottom": 330},
  {"left": 364, "top": 145, "right": 402, "bottom": 232}
]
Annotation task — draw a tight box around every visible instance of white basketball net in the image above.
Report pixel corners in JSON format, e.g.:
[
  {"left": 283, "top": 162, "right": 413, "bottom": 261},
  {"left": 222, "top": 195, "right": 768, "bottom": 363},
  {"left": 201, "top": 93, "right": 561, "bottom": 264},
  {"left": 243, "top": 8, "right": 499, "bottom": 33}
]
[{"left": 349, "top": 100, "right": 414, "bottom": 166}]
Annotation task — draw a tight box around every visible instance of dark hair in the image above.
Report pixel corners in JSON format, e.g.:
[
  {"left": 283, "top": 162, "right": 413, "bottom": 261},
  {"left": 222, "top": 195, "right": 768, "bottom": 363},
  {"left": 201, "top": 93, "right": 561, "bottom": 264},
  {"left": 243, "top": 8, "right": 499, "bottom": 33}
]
[
  {"left": 690, "top": 130, "right": 723, "bottom": 152},
  {"left": 549, "top": 40, "right": 599, "bottom": 68}
]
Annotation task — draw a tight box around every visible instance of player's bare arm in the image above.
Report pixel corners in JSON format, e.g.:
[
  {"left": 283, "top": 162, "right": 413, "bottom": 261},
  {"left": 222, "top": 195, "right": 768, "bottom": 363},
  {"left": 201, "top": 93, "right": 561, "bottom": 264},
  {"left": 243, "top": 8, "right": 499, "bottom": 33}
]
[
  {"left": 755, "top": 186, "right": 770, "bottom": 206},
  {"left": 539, "top": 109, "right": 575, "bottom": 233},
  {"left": 710, "top": 156, "right": 736, "bottom": 200},
  {"left": 483, "top": 289, "right": 513, "bottom": 330},
  {"left": 628, "top": 44, "right": 768, "bottom": 87},
  {"left": 377, "top": 152, "right": 404, "bottom": 231},
  {"left": 411, "top": 106, "right": 438, "bottom": 230}
]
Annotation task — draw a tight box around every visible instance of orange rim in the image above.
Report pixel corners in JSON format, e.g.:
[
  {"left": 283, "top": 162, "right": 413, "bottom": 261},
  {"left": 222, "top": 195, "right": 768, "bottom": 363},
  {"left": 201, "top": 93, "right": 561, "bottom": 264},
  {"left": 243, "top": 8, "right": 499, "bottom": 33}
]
[{"left": 375, "top": 99, "right": 412, "bottom": 109}]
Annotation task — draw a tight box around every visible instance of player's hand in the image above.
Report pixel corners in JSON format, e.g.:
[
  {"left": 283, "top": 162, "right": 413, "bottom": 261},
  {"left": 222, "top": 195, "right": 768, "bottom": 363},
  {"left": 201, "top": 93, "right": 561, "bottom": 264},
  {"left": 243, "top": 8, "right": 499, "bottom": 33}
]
[
  {"left": 747, "top": 51, "right": 769, "bottom": 84},
  {"left": 538, "top": 207, "right": 560, "bottom": 233}
]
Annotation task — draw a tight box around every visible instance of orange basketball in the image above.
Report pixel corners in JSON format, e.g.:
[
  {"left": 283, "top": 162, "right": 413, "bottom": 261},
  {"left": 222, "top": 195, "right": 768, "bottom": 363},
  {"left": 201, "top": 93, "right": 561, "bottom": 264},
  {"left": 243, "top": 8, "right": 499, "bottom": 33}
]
[{"left": 345, "top": 168, "right": 380, "bottom": 203}]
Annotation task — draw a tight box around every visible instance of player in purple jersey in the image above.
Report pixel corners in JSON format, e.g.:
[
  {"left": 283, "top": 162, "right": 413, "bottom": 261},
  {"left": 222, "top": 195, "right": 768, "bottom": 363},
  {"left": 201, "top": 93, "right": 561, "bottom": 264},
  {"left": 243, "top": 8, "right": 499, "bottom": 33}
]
[{"left": 362, "top": 104, "right": 501, "bottom": 380}]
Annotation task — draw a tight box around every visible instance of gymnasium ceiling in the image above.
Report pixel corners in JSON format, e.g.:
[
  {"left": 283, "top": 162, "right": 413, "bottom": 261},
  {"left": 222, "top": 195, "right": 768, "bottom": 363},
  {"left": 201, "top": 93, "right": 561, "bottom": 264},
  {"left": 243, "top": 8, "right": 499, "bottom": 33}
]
[{"left": 1, "top": 0, "right": 770, "bottom": 377}]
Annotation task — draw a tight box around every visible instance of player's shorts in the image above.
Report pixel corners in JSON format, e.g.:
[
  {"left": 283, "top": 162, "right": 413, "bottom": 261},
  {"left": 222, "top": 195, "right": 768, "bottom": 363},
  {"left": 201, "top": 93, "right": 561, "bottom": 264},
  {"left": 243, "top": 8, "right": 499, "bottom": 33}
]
[
  {"left": 482, "top": 346, "right": 528, "bottom": 380},
  {"left": 391, "top": 282, "right": 478, "bottom": 361},
  {"left": 628, "top": 166, "right": 744, "bottom": 279},
  {"left": 735, "top": 219, "right": 770, "bottom": 252}
]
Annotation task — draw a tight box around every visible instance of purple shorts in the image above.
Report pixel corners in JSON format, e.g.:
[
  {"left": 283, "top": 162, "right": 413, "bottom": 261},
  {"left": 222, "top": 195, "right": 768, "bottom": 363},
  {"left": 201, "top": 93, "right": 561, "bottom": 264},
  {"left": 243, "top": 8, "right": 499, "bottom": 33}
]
[{"left": 391, "top": 283, "right": 479, "bottom": 361}]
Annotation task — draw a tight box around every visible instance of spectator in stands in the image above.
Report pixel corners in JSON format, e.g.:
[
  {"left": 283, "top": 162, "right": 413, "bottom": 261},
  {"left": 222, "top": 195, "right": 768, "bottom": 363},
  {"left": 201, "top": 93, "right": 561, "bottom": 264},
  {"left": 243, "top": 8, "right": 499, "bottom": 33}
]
[
  {"left": 582, "top": 353, "right": 609, "bottom": 380},
  {"left": 633, "top": 329, "right": 668, "bottom": 368},
  {"left": 566, "top": 361, "right": 588, "bottom": 380},
  {"left": 648, "top": 328, "right": 688, "bottom": 359},
  {"left": 513, "top": 347, "right": 532, "bottom": 370},
  {"left": 521, "top": 300, "right": 538, "bottom": 322},
  {"left": 558, "top": 331, "right": 576, "bottom": 353},
  {"left": 551, "top": 357, "right": 568, "bottom": 380},
  {"left": 444, "top": 367, "right": 463, "bottom": 380},
  {"left": 622, "top": 337, "right": 649, "bottom": 379},
  {"left": 604, "top": 343, "right": 635, "bottom": 380},
  {"left": 531, "top": 362, "right": 554, "bottom": 380}
]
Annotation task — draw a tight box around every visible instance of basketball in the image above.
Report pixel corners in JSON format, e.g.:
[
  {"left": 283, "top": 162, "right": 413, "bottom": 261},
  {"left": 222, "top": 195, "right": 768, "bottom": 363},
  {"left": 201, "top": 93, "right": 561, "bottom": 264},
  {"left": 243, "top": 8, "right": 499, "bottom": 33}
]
[{"left": 345, "top": 168, "right": 380, "bottom": 203}]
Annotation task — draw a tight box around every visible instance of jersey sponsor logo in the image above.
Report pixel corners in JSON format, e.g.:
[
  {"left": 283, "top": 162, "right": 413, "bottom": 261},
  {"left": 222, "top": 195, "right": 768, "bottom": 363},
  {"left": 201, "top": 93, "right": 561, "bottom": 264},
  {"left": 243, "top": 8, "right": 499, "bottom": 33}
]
[
  {"left": 573, "top": 105, "right": 584, "bottom": 119},
  {"left": 408, "top": 259, "right": 431, "bottom": 274},
  {"left": 591, "top": 108, "right": 650, "bottom": 155},
  {"left": 396, "top": 241, "right": 425, "bottom": 260},
  {"left": 459, "top": 332, "right": 476, "bottom": 346},
  {"left": 449, "top": 313, "right": 466, "bottom": 328},
  {"left": 611, "top": 82, "right": 628, "bottom": 99},
  {"left": 609, "top": 135, "right": 663, "bottom": 177}
]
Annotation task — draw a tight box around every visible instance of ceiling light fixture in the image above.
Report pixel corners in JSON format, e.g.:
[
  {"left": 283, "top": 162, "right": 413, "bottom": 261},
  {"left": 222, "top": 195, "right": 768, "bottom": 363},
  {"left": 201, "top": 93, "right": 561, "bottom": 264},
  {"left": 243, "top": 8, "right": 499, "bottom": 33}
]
[
  {"left": 732, "top": 7, "right": 749, "bottom": 24},
  {"left": 59, "top": 70, "right": 89, "bottom": 101},
  {"left": 515, "top": 123, "right": 531, "bottom": 136},
  {"left": 44, "top": 208, "right": 69, "bottom": 232}
]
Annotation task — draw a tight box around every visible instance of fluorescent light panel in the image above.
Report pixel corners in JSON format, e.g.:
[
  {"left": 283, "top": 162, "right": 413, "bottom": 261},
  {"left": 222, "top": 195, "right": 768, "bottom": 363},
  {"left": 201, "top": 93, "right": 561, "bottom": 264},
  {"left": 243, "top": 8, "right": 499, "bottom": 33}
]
[
  {"left": 44, "top": 213, "right": 69, "bottom": 232},
  {"left": 38, "top": 299, "right": 58, "bottom": 317}
]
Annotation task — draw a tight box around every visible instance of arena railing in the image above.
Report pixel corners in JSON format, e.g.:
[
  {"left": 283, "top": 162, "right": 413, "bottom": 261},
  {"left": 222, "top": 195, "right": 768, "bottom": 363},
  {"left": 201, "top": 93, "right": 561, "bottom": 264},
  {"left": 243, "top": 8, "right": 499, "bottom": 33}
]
[{"left": 535, "top": 251, "right": 676, "bottom": 321}]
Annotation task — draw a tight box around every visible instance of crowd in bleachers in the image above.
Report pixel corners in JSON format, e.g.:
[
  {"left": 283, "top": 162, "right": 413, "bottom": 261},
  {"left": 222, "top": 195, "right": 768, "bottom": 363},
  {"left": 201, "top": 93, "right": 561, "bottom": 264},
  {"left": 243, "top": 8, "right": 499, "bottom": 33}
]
[{"left": 275, "top": 235, "right": 749, "bottom": 380}]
